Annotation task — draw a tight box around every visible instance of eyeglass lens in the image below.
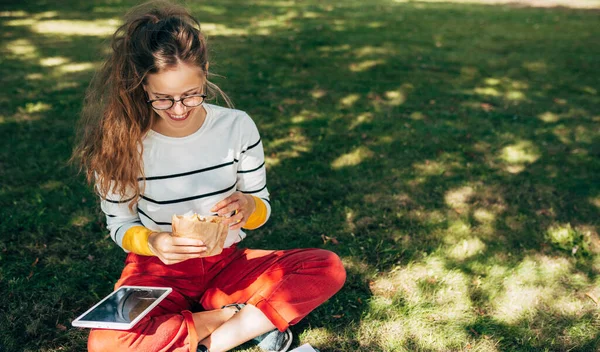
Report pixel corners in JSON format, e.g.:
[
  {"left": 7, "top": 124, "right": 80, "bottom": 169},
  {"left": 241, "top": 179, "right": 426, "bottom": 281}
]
[{"left": 151, "top": 95, "right": 205, "bottom": 110}]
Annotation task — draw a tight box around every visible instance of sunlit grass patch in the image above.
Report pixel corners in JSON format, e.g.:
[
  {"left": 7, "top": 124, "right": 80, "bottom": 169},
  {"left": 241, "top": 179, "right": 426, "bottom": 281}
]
[
  {"left": 32, "top": 19, "right": 120, "bottom": 36},
  {"left": 331, "top": 146, "right": 374, "bottom": 169},
  {"left": 488, "top": 255, "right": 582, "bottom": 324},
  {"left": 264, "top": 128, "right": 312, "bottom": 166},
  {"left": 4, "top": 38, "right": 38, "bottom": 59},
  {"left": 498, "top": 140, "right": 541, "bottom": 173},
  {"left": 0, "top": 102, "right": 52, "bottom": 124},
  {"left": 367, "top": 256, "right": 477, "bottom": 350}
]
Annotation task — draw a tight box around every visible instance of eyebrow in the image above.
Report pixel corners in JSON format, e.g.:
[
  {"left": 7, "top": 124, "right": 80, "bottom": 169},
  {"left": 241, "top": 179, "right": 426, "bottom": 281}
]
[{"left": 153, "top": 87, "right": 200, "bottom": 97}]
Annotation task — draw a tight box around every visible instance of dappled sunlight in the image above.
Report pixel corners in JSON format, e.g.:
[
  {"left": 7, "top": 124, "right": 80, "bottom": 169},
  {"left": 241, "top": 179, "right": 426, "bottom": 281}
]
[
  {"left": 310, "top": 88, "right": 327, "bottom": 100},
  {"left": 317, "top": 44, "right": 351, "bottom": 54},
  {"left": 489, "top": 255, "right": 581, "bottom": 324},
  {"left": 349, "top": 112, "right": 374, "bottom": 130},
  {"left": 590, "top": 196, "right": 600, "bottom": 209},
  {"left": 500, "top": 141, "right": 540, "bottom": 163},
  {"left": 581, "top": 86, "right": 597, "bottom": 95},
  {"left": 354, "top": 46, "right": 395, "bottom": 58},
  {"left": 384, "top": 89, "right": 408, "bottom": 106},
  {"left": 5, "top": 38, "right": 38, "bottom": 59},
  {"left": 300, "top": 327, "right": 337, "bottom": 348},
  {"left": 498, "top": 140, "right": 540, "bottom": 174},
  {"left": 197, "top": 5, "right": 227, "bottom": 15},
  {"left": 443, "top": 219, "right": 472, "bottom": 240},
  {"left": 1, "top": 102, "right": 52, "bottom": 124},
  {"left": 26, "top": 73, "right": 44, "bottom": 81},
  {"left": 448, "top": 237, "right": 486, "bottom": 261},
  {"left": 523, "top": 61, "right": 548, "bottom": 73},
  {"left": 356, "top": 319, "right": 406, "bottom": 351},
  {"left": 54, "top": 81, "right": 81, "bottom": 91},
  {"left": 340, "top": 93, "right": 361, "bottom": 107},
  {"left": 40, "top": 56, "right": 70, "bottom": 67},
  {"left": 410, "top": 111, "right": 426, "bottom": 120},
  {"left": 248, "top": 10, "right": 300, "bottom": 35},
  {"left": 3, "top": 11, "right": 59, "bottom": 27},
  {"left": 290, "top": 109, "right": 322, "bottom": 124},
  {"left": 40, "top": 180, "right": 64, "bottom": 191},
  {"left": 32, "top": 19, "right": 121, "bottom": 36},
  {"left": 264, "top": 128, "right": 311, "bottom": 167},
  {"left": 0, "top": 10, "right": 29, "bottom": 17},
  {"left": 538, "top": 111, "right": 560, "bottom": 123},
  {"left": 550, "top": 295, "right": 586, "bottom": 316},
  {"left": 392, "top": 0, "right": 600, "bottom": 8},
  {"left": 2, "top": 0, "right": 599, "bottom": 350},
  {"left": 414, "top": 159, "right": 458, "bottom": 176},
  {"left": 468, "top": 76, "right": 530, "bottom": 104},
  {"left": 56, "top": 62, "right": 96, "bottom": 73},
  {"left": 331, "top": 146, "right": 374, "bottom": 169},
  {"left": 70, "top": 214, "right": 92, "bottom": 227},
  {"left": 349, "top": 59, "right": 385, "bottom": 73},
  {"left": 368, "top": 255, "right": 476, "bottom": 350},
  {"left": 445, "top": 186, "right": 475, "bottom": 213},
  {"left": 202, "top": 23, "right": 249, "bottom": 37},
  {"left": 473, "top": 208, "right": 496, "bottom": 224},
  {"left": 340, "top": 256, "right": 374, "bottom": 276}
]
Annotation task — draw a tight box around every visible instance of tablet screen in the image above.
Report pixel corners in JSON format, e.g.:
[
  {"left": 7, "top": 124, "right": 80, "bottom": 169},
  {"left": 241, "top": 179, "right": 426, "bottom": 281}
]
[{"left": 73, "top": 286, "right": 172, "bottom": 329}]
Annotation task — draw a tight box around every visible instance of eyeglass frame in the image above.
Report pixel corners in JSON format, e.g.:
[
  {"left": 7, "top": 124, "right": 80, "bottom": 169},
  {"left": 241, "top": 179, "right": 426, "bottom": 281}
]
[{"left": 146, "top": 93, "right": 208, "bottom": 110}]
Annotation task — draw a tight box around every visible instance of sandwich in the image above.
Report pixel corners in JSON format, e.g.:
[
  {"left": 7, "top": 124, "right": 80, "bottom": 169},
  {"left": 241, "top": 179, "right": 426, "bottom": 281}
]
[{"left": 171, "top": 213, "right": 229, "bottom": 257}]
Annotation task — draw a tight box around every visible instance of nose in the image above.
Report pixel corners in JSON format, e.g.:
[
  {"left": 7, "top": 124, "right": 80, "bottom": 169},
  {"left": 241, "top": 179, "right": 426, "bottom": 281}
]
[{"left": 170, "top": 100, "right": 187, "bottom": 115}]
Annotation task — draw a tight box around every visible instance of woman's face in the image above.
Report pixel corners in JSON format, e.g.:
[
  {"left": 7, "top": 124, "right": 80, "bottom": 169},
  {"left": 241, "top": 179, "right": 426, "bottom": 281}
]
[{"left": 143, "top": 62, "right": 207, "bottom": 137}]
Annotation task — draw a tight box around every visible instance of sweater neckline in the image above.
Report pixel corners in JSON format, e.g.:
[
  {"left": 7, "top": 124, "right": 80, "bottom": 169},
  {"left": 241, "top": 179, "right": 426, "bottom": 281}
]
[{"left": 146, "top": 104, "right": 213, "bottom": 142}]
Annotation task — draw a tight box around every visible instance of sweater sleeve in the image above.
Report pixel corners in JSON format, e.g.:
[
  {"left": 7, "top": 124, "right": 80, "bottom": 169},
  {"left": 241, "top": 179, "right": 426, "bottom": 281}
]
[
  {"left": 236, "top": 113, "right": 271, "bottom": 229},
  {"left": 98, "top": 182, "right": 145, "bottom": 253}
]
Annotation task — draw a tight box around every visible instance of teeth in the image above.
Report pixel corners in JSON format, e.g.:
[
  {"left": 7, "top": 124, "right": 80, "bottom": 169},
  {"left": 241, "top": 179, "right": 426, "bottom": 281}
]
[{"left": 169, "top": 112, "right": 188, "bottom": 119}]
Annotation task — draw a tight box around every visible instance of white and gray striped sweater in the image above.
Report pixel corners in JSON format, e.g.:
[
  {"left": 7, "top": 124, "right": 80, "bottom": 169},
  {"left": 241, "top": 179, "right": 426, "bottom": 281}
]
[{"left": 100, "top": 104, "right": 271, "bottom": 252}]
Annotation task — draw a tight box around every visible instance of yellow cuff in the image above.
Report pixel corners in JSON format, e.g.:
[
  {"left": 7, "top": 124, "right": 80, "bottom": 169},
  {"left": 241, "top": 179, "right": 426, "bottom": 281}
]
[
  {"left": 243, "top": 196, "right": 268, "bottom": 230},
  {"left": 122, "top": 226, "right": 155, "bottom": 256}
]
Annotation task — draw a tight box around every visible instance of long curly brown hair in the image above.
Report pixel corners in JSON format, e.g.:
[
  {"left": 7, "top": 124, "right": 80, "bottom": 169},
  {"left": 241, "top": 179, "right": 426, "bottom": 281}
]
[{"left": 72, "top": 0, "right": 231, "bottom": 208}]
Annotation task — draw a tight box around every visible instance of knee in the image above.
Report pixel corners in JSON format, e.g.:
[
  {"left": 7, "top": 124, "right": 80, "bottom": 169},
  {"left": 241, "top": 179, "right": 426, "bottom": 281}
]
[
  {"left": 88, "top": 329, "right": 120, "bottom": 352},
  {"left": 311, "top": 249, "right": 346, "bottom": 293},
  {"left": 325, "top": 250, "right": 346, "bottom": 291}
]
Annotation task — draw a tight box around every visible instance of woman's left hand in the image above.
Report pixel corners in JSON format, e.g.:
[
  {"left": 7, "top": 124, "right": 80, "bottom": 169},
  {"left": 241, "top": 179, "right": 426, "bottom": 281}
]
[{"left": 210, "top": 191, "right": 256, "bottom": 230}]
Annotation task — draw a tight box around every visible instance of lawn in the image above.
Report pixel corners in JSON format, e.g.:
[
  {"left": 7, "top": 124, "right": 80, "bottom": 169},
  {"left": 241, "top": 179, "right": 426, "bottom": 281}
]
[{"left": 1, "top": 0, "right": 599, "bottom": 351}]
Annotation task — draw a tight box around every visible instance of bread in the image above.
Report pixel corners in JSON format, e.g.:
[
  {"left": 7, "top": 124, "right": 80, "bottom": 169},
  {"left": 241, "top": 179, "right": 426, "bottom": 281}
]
[{"left": 171, "top": 214, "right": 229, "bottom": 257}]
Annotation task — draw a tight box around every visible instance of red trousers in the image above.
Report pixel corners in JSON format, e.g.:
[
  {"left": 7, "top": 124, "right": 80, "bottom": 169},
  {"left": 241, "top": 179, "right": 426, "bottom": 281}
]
[{"left": 87, "top": 246, "right": 346, "bottom": 352}]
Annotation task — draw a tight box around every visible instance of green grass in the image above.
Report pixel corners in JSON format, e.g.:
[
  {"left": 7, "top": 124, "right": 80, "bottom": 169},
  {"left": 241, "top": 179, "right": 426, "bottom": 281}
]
[{"left": 1, "top": 0, "right": 600, "bottom": 351}]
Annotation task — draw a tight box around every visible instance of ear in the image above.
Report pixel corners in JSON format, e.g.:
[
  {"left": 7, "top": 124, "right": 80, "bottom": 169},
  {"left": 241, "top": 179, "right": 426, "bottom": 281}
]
[{"left": 204, "top": 62, "right": 209, "bottom": 73}]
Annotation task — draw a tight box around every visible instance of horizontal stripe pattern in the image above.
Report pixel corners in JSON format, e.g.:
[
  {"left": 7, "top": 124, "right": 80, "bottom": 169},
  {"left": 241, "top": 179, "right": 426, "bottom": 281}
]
[
  {"left": 242, "top": 184, "right": 267, "bottom": 194},
  {"left": 139, "top": 161, "right": 235, "bottom": 181},
  {"left": 237, "top": 161, "right": 265, "bottom": 174},
  {"left": 138, "top": 208, "right": 172, "bottom": 226},
  {"left": 141, "top": 182, "right": 237, "bottom": 205}
]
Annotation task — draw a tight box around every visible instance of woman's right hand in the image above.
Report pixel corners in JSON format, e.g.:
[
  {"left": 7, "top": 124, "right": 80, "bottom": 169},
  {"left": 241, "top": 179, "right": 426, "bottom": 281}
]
[{"left": 147, "top": 232, "right": 207, "bottom": 265}]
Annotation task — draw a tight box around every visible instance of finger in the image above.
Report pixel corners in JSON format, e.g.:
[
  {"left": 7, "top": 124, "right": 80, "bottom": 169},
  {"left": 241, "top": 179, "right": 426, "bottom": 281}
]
[
  {"left": 170, "top": 237, "right": 205, "bottom": 247},
  {"left": 227, "top": 212, "right": 246, "bottom": 230},
  {"left": 163, "top": 250, "right": 205, "bottom": 261},
  {"left": 210, "top": 194, "right": 238, "bottom": 212},
  {"left": 221, "top": 210, "right": 243, "bottom": 225},
  {"left": 211, "top": 191, "right": 246, "bottom": 212},
  {"left": 167, "top": 245, "right": 208, "bottom": 254},
  {"left": 217, "top": 200, "right": 241, "bottom": 217},
  {"left": 160, "top": 254, "right": 200, "bottom": 265}
]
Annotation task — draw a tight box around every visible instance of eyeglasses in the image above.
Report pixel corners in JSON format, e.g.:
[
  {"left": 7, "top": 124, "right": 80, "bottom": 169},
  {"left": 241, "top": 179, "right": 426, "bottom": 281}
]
[{"left": 146, "top": 93, "right": 207, "bottom": 110}]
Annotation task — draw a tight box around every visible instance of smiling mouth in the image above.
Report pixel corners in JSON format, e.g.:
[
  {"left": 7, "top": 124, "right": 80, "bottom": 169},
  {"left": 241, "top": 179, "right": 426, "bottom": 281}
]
[{"left": 167, "top": 111, "right": 191, "bottom": 121}]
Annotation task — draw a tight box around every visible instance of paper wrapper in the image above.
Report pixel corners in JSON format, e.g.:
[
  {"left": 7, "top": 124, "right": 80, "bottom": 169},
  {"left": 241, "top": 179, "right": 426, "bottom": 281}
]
[{"left": 171, "top": 214, "right": 229, "bottom": 257}]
